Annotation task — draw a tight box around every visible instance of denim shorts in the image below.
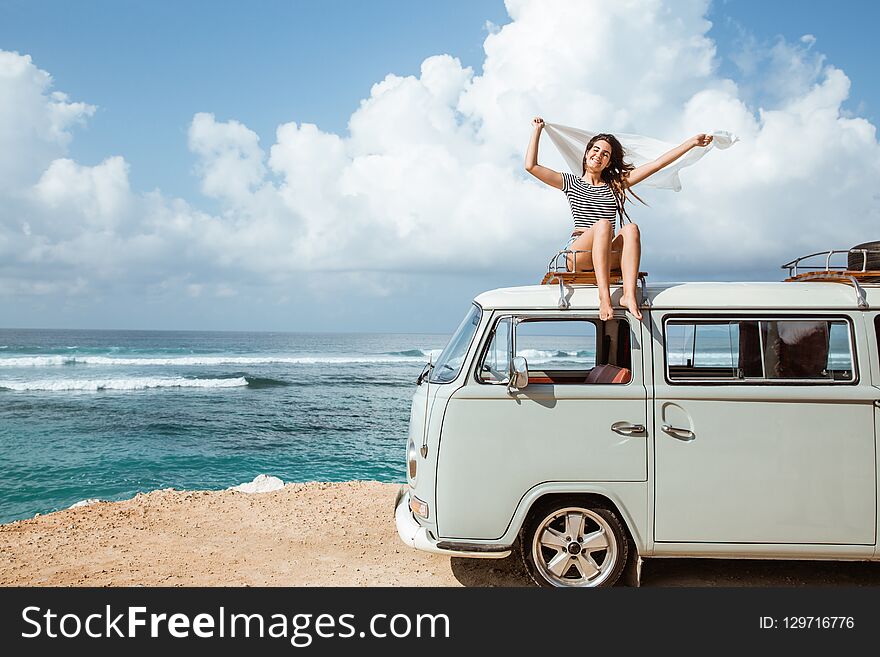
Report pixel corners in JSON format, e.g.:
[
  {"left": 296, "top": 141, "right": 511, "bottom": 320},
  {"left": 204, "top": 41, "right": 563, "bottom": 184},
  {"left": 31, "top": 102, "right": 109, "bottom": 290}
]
[{"left": 562, "top": 222, "right": 615, "bottom": 252}]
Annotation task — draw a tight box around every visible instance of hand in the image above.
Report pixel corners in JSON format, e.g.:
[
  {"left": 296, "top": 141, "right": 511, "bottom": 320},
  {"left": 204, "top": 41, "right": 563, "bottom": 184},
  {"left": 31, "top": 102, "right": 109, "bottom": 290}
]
[
  {"left": 692, "top": 133, "right": 713, "bottom": 147},
  {"left": 533, "top": 117, "right": 545, "bottom": 130}
]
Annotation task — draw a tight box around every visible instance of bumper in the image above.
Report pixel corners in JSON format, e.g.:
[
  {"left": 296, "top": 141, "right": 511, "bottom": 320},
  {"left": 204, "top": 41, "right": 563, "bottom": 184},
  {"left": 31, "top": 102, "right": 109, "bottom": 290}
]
[{"left": 394, "top": 486, "right": 511, "bottom": 559}]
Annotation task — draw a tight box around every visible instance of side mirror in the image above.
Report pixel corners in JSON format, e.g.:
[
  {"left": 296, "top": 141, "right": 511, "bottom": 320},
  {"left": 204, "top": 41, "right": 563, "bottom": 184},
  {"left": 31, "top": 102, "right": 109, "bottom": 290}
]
[{"left": 507, "top": 356, "right": 529, "bottom": 393}]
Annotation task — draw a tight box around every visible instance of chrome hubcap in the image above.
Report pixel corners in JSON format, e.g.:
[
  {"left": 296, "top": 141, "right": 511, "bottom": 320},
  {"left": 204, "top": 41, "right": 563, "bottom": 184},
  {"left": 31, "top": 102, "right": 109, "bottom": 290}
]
[{"left": 532, "top": 507, "right": 617, "bottom": 587}]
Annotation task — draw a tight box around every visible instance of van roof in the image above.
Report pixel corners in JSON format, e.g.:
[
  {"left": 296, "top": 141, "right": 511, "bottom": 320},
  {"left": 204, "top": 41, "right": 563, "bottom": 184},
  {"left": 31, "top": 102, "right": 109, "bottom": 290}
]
[{"left": 473, "top": 281, "right": 880, "bottom": 311}]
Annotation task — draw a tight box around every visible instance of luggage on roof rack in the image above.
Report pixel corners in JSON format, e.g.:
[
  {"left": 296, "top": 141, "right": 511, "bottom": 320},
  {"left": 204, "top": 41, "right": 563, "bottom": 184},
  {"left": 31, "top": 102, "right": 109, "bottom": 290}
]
[
  {"left": 781, "top": 241, "right": 880, "bottom": 310},
  {"left": 781, "top": 242, "right": 880, "bottom": 283},
  {"left": 781, "top": 242, "right": 880, "bottom": 282}
]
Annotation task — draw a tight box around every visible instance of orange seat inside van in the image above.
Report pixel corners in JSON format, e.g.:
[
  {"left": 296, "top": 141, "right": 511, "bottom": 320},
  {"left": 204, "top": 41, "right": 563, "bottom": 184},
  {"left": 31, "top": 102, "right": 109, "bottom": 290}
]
[{"left": 585, "top": 364, "right": 631, "bottom": 384}]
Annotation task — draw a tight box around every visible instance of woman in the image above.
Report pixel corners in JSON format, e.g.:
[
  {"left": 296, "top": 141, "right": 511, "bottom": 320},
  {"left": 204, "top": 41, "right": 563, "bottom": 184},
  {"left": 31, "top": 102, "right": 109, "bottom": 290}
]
[{"left": 525, "top": 117, "right": 713, "bottom": 321}]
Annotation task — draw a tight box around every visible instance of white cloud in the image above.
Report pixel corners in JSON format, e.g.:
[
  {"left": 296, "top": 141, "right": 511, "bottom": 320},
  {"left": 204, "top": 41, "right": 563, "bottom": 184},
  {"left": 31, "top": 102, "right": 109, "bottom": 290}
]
[
  {"left": 188, "top": 112, "right": 267, "bottom": 204},
  {"left": 0, "top": 51, "right": 95, "bottom": 192},
  {"left": 2, "top": 0, "right": 880, "bottom": 319},
  {"left": 32, "top": 156, "right": 131, "bottom": 227}
]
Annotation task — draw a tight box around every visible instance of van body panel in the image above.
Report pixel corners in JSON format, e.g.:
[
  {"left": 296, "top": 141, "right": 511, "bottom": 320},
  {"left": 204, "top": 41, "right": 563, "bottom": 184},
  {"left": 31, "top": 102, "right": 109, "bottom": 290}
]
[
  {"left": 437, "top": 386, "right": 649, "bottom": 539},
  {"left": 406, "top": 382, "right": 446, "bottom": 538},
  {"left": 868, "top": 313, "right": 880, "bottom": 558},
  {"left": 650, "top": 543, "right": 875, "bottom": 559},
  {"left": 406, "top": 303, "right": 494, "bottom": 539},
  {"left": 652, "top": 311, "right": 877, "bottom": 545},
  {"left": 653, "top": 397, "right": 876, "bottom": 544},
  {"left": 498, "top": 481, "right": 650, "bottom": 551},
  {"left": 474, "top": 283, "right": 880, "bottom": 315},
  {"left": 435, "top": 313, "right": 648, "bottom": 540}
]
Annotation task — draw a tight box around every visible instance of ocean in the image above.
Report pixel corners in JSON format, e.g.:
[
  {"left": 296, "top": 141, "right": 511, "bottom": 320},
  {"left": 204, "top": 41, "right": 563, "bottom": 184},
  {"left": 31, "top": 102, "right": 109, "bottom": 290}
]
[{"left": 0, "top": 329, "right": 448, "bottom": 525}]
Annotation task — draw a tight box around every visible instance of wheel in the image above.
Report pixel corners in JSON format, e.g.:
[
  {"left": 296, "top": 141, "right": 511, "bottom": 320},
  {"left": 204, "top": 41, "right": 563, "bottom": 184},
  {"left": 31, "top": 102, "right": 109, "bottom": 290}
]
[
  {"left": 520, "top": 499, "right": 629, "bottom": 588},
  {"left": 847, "top": 241, "right": 880, "bottom": 271}
]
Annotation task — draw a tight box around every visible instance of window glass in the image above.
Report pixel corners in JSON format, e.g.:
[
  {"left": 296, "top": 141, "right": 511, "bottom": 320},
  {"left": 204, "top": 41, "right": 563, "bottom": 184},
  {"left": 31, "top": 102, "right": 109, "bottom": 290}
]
[
  {"left": 515, "top": 320, "right": 597, "bottom": 371},
  {"left": 874, "top": 315, "right": 880, "bottom": 371},
  {"left": 666, "top": 318, "right": 854, "bottom": 383},
  {"left": 429, "top": 304, "right": 481, "bottom": 384},
  {"left": 477, "top": 318, "right": 631, "bottom": 385},
  {"left": 478, "top": 317, "right": 512, "bottom": 383},
  {"left": 666, "top": 322, "right": 739, "bottom": 371}
]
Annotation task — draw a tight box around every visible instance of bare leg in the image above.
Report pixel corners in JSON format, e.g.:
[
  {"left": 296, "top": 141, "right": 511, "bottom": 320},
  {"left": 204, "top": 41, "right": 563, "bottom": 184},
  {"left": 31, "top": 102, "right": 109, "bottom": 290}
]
[
  {"left": 567, "top": 220, "right": 614, "bottom": 320},
  {"left": 615, "top": 223, "right": 642, "bottom": 320}
]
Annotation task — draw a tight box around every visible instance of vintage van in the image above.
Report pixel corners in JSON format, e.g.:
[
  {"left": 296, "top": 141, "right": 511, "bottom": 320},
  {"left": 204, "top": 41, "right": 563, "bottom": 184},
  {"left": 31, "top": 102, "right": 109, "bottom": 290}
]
[{"left": 394, "top": 247, "right": 880, "bottom": 587}]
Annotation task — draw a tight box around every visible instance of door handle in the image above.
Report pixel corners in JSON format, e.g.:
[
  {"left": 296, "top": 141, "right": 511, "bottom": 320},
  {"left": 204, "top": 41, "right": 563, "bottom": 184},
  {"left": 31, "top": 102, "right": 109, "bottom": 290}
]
[
  {"left": 612, "top": 422, "right": 646, "bottom": 436},
  {"left": 662, "top": 424, "right": 695, "bottom": 441}
]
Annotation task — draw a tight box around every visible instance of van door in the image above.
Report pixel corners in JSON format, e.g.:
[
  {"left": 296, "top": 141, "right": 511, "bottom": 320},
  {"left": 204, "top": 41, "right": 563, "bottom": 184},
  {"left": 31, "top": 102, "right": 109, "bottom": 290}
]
[
  {"left": 436, "top": 313, "right": 648, "bottom": 540},
  {"left": 873, "top": 313, "right": 880, "bottom": 557},
  {"left": 652, "top": 313, "right": 876, "bottom": 545}
]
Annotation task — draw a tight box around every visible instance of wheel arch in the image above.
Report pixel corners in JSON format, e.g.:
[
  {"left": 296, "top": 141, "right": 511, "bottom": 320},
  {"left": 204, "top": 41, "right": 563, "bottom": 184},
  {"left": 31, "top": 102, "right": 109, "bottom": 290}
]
[
  {"left": 505, "top": 484, "right": 647, "bottom": 555},
  {"left": 523, "top": 493, "right": 636, "bottom": 547}
]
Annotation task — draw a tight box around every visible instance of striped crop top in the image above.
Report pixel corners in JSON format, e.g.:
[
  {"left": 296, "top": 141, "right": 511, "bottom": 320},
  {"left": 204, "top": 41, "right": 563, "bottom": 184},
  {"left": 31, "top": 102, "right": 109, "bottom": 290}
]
[{"left": 561, "top": 172, "right": 619, "bottom": 232}]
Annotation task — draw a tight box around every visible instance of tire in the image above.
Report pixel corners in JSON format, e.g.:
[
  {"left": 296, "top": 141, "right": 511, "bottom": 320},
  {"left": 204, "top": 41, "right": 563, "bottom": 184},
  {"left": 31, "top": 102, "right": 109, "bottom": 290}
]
[
  {"left": 520, "top": 499, "right": 629, "bottom": 588},
  {"left": 847, "top": 241, "right": 880, "bottom": 271}
]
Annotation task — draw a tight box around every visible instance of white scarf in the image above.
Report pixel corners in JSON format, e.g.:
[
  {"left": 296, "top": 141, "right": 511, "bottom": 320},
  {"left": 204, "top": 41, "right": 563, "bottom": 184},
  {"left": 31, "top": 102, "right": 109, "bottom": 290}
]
[{"left": 543, "top": 123, "right": 738, "bottom": 192}]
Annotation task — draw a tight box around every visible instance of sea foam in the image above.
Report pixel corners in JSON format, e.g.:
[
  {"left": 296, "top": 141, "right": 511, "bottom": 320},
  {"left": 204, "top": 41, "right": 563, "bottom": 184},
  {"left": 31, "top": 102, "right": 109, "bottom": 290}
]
[
  {"left": 0, "top": 377, "right": 249, "bottom": 391},
  {"left": 0, "top": 354, "right": 432, "bottom": 368},
  {"left": 515, "top": 349, "right": 595, "bottom": 364},
  {"left": 69, "top": 498, "right": 103, "bottom": 509},
  {"left": 228, "top": 474, "right": 284, "bottom": 494}
]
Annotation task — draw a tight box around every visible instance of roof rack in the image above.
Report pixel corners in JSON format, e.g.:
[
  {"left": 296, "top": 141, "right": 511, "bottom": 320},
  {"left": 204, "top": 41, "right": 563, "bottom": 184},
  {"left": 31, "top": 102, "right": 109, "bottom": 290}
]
[
  {"left": 541, "top": 248, "right": 648, "bottom": 310},
  {"left": 781, "top": 248, "right": 880, "bottom": 310}
]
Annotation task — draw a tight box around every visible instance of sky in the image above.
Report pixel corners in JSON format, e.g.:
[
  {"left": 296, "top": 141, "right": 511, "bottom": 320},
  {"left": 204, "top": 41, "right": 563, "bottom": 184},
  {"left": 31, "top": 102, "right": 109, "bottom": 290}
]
[{"left": 2, "top": 0, "right": 879, "bottom": 332}]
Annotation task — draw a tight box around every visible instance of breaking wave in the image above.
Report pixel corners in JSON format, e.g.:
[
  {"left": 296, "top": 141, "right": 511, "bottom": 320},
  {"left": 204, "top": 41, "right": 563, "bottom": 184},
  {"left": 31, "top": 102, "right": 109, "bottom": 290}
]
[
  {"left": 0, "top": 377, "right": 250, "bottom": 392},
  {"left": 0, "top": 354, "right": 433, "bottom": 368},
  {"left": 516, "top": 349, "right": 595, "bottom": 364}
]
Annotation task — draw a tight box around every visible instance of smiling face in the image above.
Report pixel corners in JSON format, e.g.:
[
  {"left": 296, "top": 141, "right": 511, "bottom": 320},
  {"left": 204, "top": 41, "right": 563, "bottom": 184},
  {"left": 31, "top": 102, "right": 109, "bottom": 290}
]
[{"left": 583, "top": 139, "right": 612, "bottom": 175}]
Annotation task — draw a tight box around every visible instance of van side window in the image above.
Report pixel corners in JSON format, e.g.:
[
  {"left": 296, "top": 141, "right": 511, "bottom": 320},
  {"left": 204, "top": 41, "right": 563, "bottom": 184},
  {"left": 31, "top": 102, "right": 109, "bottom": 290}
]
[
  {"left": 478, "top": 318, "right": 631, "bottom": 385},
  {"left": 666, "top": 318, "right": 855, "bottom": 383},
  {"left": 876, "top": 315, "right": 880, "bottom": 368},
  {"left": 478, "top": 317, "right": 513, "bottom": 383}
]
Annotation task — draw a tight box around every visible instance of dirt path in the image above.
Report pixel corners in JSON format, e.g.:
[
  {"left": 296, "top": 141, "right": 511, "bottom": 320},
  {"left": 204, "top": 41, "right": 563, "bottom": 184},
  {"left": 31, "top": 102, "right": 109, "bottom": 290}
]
[{"left": 1, "top": 481, "right": 878, "bottom": 587}]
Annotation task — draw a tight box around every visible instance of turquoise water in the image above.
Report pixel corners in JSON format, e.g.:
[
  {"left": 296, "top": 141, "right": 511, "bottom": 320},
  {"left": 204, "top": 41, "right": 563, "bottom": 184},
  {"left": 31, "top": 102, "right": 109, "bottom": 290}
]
[{"left": 0, "top": 329, "right": 448, "bottom": 524}]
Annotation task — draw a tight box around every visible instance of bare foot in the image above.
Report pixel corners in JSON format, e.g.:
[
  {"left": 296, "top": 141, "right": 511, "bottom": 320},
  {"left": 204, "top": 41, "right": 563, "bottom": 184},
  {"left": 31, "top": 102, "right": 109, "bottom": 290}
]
[
  {"left": 621, "top": 295, "right": 643, "bottom": 321},
  {"left": 599, "top": 298, "right": 614, "bottom": 321}
]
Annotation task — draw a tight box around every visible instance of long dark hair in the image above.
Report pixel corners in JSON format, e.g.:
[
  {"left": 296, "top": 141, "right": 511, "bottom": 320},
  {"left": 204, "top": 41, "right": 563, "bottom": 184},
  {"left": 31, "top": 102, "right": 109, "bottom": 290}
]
[{"left": 582, "top": 133, "right": 646, "bottom": 223}]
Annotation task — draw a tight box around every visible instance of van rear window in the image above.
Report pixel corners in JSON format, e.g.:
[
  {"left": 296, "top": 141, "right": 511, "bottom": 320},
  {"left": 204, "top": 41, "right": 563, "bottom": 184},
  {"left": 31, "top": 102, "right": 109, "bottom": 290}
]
[{"left": 665, "top": 318, "right": 855, "bottom": 384}]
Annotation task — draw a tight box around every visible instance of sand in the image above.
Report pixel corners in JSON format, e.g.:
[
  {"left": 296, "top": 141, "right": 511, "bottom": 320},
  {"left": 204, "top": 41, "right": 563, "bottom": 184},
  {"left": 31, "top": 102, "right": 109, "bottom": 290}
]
[{"left": 1, "top": 481, "right": 878, "bottom": 587}]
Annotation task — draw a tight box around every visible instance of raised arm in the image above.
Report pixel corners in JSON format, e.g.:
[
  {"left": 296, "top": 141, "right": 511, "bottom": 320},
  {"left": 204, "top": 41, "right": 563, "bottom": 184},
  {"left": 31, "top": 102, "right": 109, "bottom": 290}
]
[
  {"left": 525, "top": 117, "right": 564, "bottom": 189},
  {"left": 625, "top": 133, "right": 713, "bottom": 187}
]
